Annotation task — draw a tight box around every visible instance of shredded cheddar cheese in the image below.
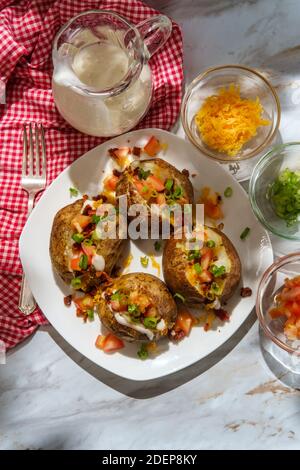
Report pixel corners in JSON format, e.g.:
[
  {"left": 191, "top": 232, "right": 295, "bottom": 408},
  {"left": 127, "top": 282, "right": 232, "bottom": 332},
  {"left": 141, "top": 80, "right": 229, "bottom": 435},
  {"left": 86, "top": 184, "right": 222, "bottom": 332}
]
[
  {"left": 149, "top": 254, "right": 161, "bottom": 276},
  {"left": 195, "top": 84, "right": 270, "bottom": 156}
]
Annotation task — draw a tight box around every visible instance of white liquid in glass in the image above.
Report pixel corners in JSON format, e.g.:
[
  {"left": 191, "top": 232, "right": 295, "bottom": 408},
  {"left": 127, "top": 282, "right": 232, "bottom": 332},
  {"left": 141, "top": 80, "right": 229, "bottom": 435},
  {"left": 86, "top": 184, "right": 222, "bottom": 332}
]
[{"left": 52, "top": 32, "right": 152, "bottom": 137}]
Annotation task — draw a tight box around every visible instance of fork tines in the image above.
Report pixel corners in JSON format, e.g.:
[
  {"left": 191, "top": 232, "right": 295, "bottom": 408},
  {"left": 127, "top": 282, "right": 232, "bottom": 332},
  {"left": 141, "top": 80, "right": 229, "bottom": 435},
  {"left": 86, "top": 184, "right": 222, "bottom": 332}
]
[{"left": 22, "top": 123, "right": 46, "bottom": 178}]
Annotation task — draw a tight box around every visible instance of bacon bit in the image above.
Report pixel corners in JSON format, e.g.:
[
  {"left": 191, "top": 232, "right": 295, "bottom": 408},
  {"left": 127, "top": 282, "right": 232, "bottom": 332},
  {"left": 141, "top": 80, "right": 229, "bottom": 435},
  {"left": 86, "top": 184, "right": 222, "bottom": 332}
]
[
  {"left": 87, "top": 208, "right": 96, "bottom": 216},
  {"left": 95, "top": 271, "right": 113, "bottom": 287},
  {"left": 82, "top": 194, "right": 89, "bottom": 201},
  {"left": 182, "top": 168, "right": 190, "bottom": 177},
  {"left": 82, "top": 205, "right": 92, "bottom": 215},
  {"left": 240, "top": 287, "right": 252, "bottom": 297},
  {"left": 169, "top": 329, "right": 185, "bottom": 341},
  {"left": 93, "top": 194, "right": 107, "bottom": 202},
  {"left": 215, "top": 308, "right": 229, "bottom": 321},
  {"left": 217, "top": 222, "right": 224, "bottom": 231},
  {"left": 132, "top": 146, "right": 141, "bottom": 157},
  {"left": 82, "top": 223, "right": 95, "bottom": 237},
  {"left": 64, "top": 295, "right": 72, "bottom": 307},
  {"left": 191, "top": 173, "right": 197, "bottom": 178},
  {"left": 113, "top": 168, "right": 122, "bottom": 177}
]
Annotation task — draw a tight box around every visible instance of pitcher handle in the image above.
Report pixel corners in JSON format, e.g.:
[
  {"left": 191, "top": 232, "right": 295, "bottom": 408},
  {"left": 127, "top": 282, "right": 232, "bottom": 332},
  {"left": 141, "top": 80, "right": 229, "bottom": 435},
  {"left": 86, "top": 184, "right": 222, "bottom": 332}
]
[{"left": 136, "top": 15, "right": 172, "bottom": 59}]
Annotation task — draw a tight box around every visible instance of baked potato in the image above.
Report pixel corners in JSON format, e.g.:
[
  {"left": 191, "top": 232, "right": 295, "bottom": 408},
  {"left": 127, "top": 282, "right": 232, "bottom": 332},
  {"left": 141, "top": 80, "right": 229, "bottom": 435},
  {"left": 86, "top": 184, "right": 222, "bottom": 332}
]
[
  {"left": 163, "top": 226, "right": 241, "bottom": 308},
  {"left": 116, "top": 158, "right": 194, "bottom": 230},
  {"left": 50, "top": 197, "right": 125, "bottom": 292},
  {"left": 97, "top": 272, "right": 177, "bottom": 342}
]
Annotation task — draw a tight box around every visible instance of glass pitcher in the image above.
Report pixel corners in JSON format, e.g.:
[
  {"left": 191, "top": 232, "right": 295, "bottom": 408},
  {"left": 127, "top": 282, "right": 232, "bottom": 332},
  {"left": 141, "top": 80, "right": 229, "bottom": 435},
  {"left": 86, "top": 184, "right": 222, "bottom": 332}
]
[{"left": 52, "top": 10, "right": 172, "bottom": 137}]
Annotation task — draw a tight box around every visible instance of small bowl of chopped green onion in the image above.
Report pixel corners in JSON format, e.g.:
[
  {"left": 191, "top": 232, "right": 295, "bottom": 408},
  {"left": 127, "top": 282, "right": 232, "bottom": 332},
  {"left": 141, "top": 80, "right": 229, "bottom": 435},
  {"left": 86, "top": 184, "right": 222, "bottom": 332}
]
[{"left": 249, "top": 142, "right": 300, "bottom": 240}]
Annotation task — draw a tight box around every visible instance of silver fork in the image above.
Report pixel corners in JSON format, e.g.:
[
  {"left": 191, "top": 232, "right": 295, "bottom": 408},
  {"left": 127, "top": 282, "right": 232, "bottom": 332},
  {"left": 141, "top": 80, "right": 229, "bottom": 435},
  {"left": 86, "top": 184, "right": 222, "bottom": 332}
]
[{"left": 18, "top": 123, "right": 46, "bottom": 315}]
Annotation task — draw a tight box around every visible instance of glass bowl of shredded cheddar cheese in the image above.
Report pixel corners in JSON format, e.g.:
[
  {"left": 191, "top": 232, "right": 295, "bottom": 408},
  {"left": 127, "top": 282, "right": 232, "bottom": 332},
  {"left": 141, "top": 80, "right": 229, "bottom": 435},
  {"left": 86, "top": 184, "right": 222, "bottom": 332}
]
[{"left": 181, "top": 65, "right": 280, "bottom": 162}]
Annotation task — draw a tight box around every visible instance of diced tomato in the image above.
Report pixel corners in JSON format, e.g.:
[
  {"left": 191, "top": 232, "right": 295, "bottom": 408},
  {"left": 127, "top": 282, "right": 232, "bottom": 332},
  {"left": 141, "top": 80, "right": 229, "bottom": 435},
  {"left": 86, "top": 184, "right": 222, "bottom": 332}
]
[
  {"left": 144, "top": 136, "right": 161, "bottom": 157},
  {"left": 174, "top": 310, "right": 194, "bottom": 337},
  {"left": 81, "top": 243, "right": 96, "bottom": 264},
  {"left": 95, "top": 333, "right": 124, "bottom": 352},
  {"left": 74, "top": 295, "right": 94, "bottom": 312},
  {"left": 156, "top": 193, "right": 166, "bottom": 205},
  {"left": 269, "top": 307, "right": 285, "bottom": 319},
  {"left": 204, "top": 201, "right": 223, "bottom": 220},
  {"left": 70, "top": 256, "right": 82, "bottom": 271},
  {"left": 144, "top": 306, "right": 158, "bottom": 318},
  {"left": 289, "top": 301, "right": 300, "bottom": 316},
  {"left": 110, "top": 299, "right": 128, "bottom": 312},
  {"left": 104, "top": 174, "right": 119, "bottom": 192},
  {"left": 198, "top": 269, "right": 213, "bottom": 283},
  {"left": 146, "top": 175, "right": 165, "bottom": 192},
  {"left": 133, "top": 178, "right": 149, "bottom": 196},
  {"left": 200, "top": 247, "right": 213, "bottom": 270},
  {"left": 71, "top": 215, "right": 92, "bottom": 232},
  {"left": 108, "top": 147, "right": 131, "bottom": 167},
  {"left": 95, "top": 335, "right": 106, "bottom": 349},
  {"left": 281, "top": 286, "right": 300, "bottom": 302}
]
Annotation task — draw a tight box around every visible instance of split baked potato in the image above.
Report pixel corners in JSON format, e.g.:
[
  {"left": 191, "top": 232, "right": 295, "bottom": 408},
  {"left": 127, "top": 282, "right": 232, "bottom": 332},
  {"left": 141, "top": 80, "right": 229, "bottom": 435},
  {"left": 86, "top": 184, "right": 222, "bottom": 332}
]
[
  {"left": 116, "top": 158, "right": 194, "bottom": 228},
  {"left": 97, "top": 272, "right": 177, "bottom": 342},
  {"left": 50, "top": 198, "right": 125, "bottom": 292},
  {"left": 163, "top": 226, "right": 241, "bottom": 308}
]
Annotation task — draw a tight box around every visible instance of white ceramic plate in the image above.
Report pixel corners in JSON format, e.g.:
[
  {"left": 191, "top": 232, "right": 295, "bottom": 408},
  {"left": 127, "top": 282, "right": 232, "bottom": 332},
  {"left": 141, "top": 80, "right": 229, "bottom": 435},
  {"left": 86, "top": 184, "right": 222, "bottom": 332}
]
[{"left": 19, "top": 129, "right": 273, "bottom": 381}]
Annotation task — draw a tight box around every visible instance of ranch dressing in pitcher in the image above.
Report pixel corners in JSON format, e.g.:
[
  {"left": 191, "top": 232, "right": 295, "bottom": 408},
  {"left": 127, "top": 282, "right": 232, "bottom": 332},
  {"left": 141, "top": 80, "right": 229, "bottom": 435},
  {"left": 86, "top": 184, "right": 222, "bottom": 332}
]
[{"left": 52, "top": 28, "right": 152, "bottom": 137}]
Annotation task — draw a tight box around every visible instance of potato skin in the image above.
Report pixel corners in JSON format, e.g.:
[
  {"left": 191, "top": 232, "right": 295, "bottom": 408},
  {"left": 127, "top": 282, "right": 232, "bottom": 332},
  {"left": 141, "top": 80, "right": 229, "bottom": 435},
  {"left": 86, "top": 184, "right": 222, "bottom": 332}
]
[
  {"left": 49, "top": 199, "right": 125, "bottom": 291},
  {"left": 97, "top": 273, "right": 178, "bottom": 342},
  {"left": 116, "top": 158, "right": 194, "bottom": 211},
  {"left": 163, "top": 228, "right": 241, "bottom": 307}
]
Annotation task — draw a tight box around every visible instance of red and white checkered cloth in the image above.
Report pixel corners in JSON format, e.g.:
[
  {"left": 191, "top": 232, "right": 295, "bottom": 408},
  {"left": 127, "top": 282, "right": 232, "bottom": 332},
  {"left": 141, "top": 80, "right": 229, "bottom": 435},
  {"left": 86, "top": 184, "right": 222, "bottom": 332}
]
[{"left": 0, "top": 0, "right": 183, "bottom": 349}]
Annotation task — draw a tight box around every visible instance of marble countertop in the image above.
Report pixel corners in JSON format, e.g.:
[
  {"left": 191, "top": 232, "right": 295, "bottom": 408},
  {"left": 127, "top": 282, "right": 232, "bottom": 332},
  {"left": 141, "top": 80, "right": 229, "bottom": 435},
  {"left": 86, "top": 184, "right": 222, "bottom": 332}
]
[{"left": 1, "top": 0, "right": 300, "bottom": 450}]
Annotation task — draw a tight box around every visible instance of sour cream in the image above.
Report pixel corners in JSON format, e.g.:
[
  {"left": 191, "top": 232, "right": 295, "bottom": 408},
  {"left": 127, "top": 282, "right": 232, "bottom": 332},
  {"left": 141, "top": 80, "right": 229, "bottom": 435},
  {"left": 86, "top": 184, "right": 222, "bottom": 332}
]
[
  {"left": 114, "top": 313, "right": 154, "bottom": 340},
  {"left": 92, "top": 254, "right": 105, "bottom": 272}
]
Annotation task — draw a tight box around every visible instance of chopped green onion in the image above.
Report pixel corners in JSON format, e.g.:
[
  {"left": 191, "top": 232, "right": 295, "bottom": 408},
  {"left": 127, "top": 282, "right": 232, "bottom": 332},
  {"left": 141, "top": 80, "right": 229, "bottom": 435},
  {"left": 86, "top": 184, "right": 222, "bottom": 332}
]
[
  {"left": 140, "top": 256, "right": 149, "bottom": 268},
  {"left": 83, "top": 238, "right": 93, "bottom": 246},
  {"left": 165, "top": 178, "right": 174, "bottom": 191},
  {"left": 206, "top": 240, "right": 215, "bottom": 248},
  {"left": 210, "top": 264, "right": 226, "bottom": 277},
  {"left": 187, "top": 250, "right": 200, "bottom": 261},
  {"left": 79, "top": 253, "right": 88, "bottom": 270},
  {"left": 138, "top": 168, "right": 151, "bottom": 180},
  {"left": 154, "top": 241, "right": 161, "bottom": 251},
  {"left": 268, "top": 168, "right": 300, "bottom": 226},
  {"left": 137, "top": 344, "right": 148, "bottom": 360},
  {"left": 69, "top": 187, "right": 79, "bottom": 197},
  {"left": 87, "top": 309, "right": 94, "bottom": 320},
  {"left": 194, "top": 262, "right": 203, "bottom": 274},
  {"left": 224, "top": 187, "right": 233, "bottom": 198},
  {"left": 142, "top": 185, "right": 149, "bottom": 193},
  {"left": 111, "top": 290, "right": 121, "bottom": 301},
  {"left": 174, "top": 292, "right": 185, "bottom": 303},
  {"left": 143, "top": 317, "right": 158, "bottom": 329},
  {"left": 72, "top": 233, "right": 84, "bottom": 243},
  {"left": 128, "top": 304, "right": 140, "bottom": 316},
  {"left": 71, "top": 277, "right": 81, "bottom": 289},
  {"left": 210, "top": 282, "right": 220, "bottom": 293},
  {"left": 240, "top": 227, "right": 250, "bottom": 240},
  {"left": 172, "top": 186, "right": 183, "bottom": 199},
  {"left": 91, "top": 230, "right": 100, "bottom": 241},
  {"left": 92, "top": 215, "right": 101, "bottom": 224}
]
